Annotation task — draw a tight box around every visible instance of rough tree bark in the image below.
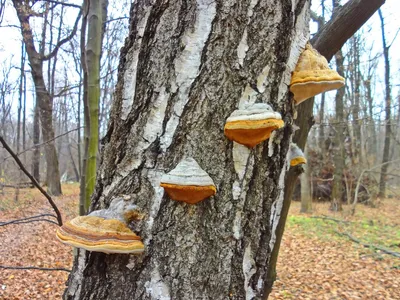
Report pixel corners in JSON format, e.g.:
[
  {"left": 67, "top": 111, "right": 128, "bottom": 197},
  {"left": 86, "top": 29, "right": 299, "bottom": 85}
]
[{"left": 65, "top": 0, "right": 310, "bottom": 299}]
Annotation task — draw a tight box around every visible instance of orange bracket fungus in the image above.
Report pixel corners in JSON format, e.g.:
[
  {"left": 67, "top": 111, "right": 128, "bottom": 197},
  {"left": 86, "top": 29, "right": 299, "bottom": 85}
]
[
  {"left": 56, "top": 198, "right": 145, "bottom": 254},
  {"left": 160, "top": 157, "right": 216, "bottom": 204},
  {"left": 56, "top": 215, "right": 145, "bottom": 254},
  {"left": 290, "top": 42, "right": 345, "bottom": 104},
  {"left": 289, "top": 143, "right": 307, "bottom": 167},
  {"left": 224, "top": 103, "right": 284, "bottom": 148}
]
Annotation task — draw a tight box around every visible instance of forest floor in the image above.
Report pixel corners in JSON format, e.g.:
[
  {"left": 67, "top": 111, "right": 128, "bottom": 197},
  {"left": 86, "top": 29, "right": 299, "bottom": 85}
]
[{"left": 0, "top": 184, "right": 399, "bottom": 299}]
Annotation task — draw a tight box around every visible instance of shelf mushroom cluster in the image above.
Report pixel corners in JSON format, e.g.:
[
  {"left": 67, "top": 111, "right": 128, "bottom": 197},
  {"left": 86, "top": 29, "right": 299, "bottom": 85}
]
[
  {"left": 290, "top": 42, "right": 345, "bottom": 104},
  {"left": 56, "top": 215, "right": 144, "bottom": 254},
  {"left": 160, "top": 157, "right": 216, "bottom": 204},
  {"left": 56, "top": 41, "right": 344, "bottom": 255},
  {"left": 289, "top": 143, "right": 307, "bottom": 167},
  {"left": 224, "top": 103, "right": 284, "bottom": 148}
]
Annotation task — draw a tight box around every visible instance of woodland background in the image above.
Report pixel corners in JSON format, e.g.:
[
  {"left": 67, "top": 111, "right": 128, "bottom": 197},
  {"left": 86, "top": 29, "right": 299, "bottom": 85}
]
[{"left": 0, "top": 0, "right": 399, "bottom": 298}]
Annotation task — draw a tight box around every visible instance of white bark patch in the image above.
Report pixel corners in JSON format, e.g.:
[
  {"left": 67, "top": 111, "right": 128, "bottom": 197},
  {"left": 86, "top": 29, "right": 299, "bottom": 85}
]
[
  {"left": 232, "top": 142, "right": 251, "bottom": 181},
  {"left": 236, "top": 0, "right": 259, "bottom": 66},
  {"left": 232, "top": 210, "right": 242, "bottom": 240},
  {"left": 143, "top": 88, "right": 169, "bottom": 143},
  {"left": 145, "top": 266, "right": 171, "bottom": 300},
  {"left": 160, "top": 115, "right": 180, "bottom": 151},
  {"left": 269, "top": 158, "right": 289, "bottom": 250},
  {"left": 232, "top": 180, "right": 241, "bottom": 200},
  {"left": 121, "top": 8, "right": 152, "bottom": 120},
  {"left": 277, "top": 3, "right": 309, "bottom": 103},
  {"left": 160, "top": 0, "right": 216, "bottom": 150},
  {"left": 267, "top": 131, "right": 277, "bottom": 157},
  {"left": 256, "top": 65, "right": 271, "bottom": 94},
  {"left": 145, "top": 169, "right": 165, "bottom": 244},
  {"left": 238, "top": 84, "right": 258, "bottom": 109},
  {"left": 243, "top": 245, "right": 257, "bottom": 300},
  {"left": 247, "top": 0, "right": 259, "bottom": 19},
  {"left": 237, "top": 28, "right": 248, "bottom": 66}
]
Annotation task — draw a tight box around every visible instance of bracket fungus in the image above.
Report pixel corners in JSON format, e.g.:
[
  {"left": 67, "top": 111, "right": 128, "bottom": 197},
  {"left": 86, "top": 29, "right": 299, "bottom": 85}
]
[
  {"left": 290, "top": 43, "right": 345, "bottom": 104},
  {"left": 160, "top": 157, "right": 216, "bottom": 204},
  {"left": 56, "top": 215, "right": 144, "bottom": 254},
  {"left": 289, "top": 143, "right": 307, "bottom": 167},
  {"left": 224, "top": 103, "right": 284, "bottom": 148}
]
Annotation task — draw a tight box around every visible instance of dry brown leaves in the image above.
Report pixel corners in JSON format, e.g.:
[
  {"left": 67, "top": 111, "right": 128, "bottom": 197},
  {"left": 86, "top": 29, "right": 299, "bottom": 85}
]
[
  {"left": 270, "top": 200, "right": 400, "bottom": 300},
  {"left": 0, "top": 185, "right": 399, "bottom": 299},
  {"left": 0, "top": 185, "right": 78, "bottom": 299}
]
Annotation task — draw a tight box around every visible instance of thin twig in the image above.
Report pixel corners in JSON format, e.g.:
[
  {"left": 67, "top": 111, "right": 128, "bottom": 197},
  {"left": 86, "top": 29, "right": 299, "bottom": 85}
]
[
  {"left": 0, "top": 214, "right": 58, "bottom": 226},
  {"left": 0, "top": 219, "right": 59, "bottom": 226},
  {"left": 334, "top": 230, "right": 400, "bottom": 258},
  {"left": 2, "top": 127, "right": 83, "bottom": 162},
  {"left": 0, "top": 136, "right": 63, "bottom": 226},
  {"left": 0, "top": 265, "right": 71, "bottom": 272},
  {"left": 352, "top": 158, "right": 400, "bottom": 215},
  {"left": 311, "top": 216, "right": 350, "bottom": 224}
]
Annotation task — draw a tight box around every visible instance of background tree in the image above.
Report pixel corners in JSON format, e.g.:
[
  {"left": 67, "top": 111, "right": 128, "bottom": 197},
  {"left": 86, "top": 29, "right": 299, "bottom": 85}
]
[{"left": 11, "top": 0, "right": 82, "bottom": 195}]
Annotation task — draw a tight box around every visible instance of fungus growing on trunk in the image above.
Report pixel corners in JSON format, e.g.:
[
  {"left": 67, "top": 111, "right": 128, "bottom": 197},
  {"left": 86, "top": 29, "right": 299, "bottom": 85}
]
[
  {"left": 290, "top": 42, "right": 345, "bottom": 104},
  {"left": 289, "top": 143, "right": 307, "bottom": 166},
  {"left": 56, "top": 216, "right": 144, "bottom": 254},
  {"left": 160, "top": 157, "right": 216, "bottom": 204},
  {"left": 224, "top": 103, "right": 284, "bottom": 148}
]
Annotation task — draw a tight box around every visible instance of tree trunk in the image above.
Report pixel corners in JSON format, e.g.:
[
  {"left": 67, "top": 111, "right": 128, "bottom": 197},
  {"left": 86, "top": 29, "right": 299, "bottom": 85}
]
[
  {"left": 64, "top": 1, "right": 310, "bottom": 299},
  {"left": 330, "top": 49, "right": 345, "bottom": 212},
  {"left": 84, "top": 0, "right": 108, "bottom": 211},
  {"left": 32, "top": 99, "right": 41, "bottom": 183},
  {"left": 12, "top": 0, "right": 62, "bottom": 196},
  {"left": 300, "top": 146, "right": 312, "bottom": 213},
  {"left": 377, "top": 9, "right": 391, "bottom": 198}
]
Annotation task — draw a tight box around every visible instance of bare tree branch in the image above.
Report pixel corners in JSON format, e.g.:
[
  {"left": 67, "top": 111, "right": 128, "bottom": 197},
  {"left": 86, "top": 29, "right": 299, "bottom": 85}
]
[
  {"left": 0, "top": 265, "right": 71, "bottom": 272},
  {"left": 352, "top": 158, "right": 400, "bottom": 214},
  {"left": 334, "top": 230, "right": 400, "bottom": 258},
  {"left": 0, "top": 136, "right": 63, "bottom": 226},
  {"left": 0, "top": 214, "right": 58, "bottom": 226},
  {"left": 42, "top": 10, "right": 82, "bottom": 61},
  {"left": 104, "top": 16, "right": 129, "bottom": 24},
  {"left": 39, "top": 0, "right": 82, "bottom": 9},
  {"left": 2, "top": 126, "right": 83, "bottom": 162}
]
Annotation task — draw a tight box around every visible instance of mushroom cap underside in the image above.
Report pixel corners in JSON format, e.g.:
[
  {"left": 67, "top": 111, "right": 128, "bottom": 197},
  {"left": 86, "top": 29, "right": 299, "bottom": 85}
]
[
  {"left": 290, "top": 78, "right": 344, "bottom": 104},
  {"left": 56, "top": 228, "right": 144, "bottom": 254},
  {"left": 224, "top": 119, "right": 284, "bottom": 148},
  {"left": 160, "top": 183, "right": 216, "bottom": 204},
  {"left": 290, "top": 156, "right": 307, "bottom": 166},
  {"left": 56, "top": 216, "right": 144, "bottom": 254}
]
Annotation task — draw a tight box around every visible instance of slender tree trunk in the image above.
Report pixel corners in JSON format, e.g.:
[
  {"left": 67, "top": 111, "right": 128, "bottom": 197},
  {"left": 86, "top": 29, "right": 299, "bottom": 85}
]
[
  {"left": 378, "top": 9, "right": 391, "bottom": 198},
  {"left": 65, "top": 1, "right": 310, "bottom": 299},
  {"left": 15, "top": 41, "right": 24, "bottom": 202},
  {"left": 365, "top": 73, "right": 377, "bottom": 161},
  {"left": 12, "top": 0, "right": 62, "bottom": 195},
  {"left": 79, "top": 0, "right": 89, "bottom": 216},
  {"left": 330, "top": 49, "right": 345, "bottom": 212},
  {"left": 300, "top": 146, "right": 312, "bottom": 213},
  {"left": 351, "top": 35, "right": 362, "bottom": 164},
  {"left": 84, "top": 0, "right": 107, "bottom": 210},
  {"left": 32, "top": 99, "right": 41, "bottom": 183}
]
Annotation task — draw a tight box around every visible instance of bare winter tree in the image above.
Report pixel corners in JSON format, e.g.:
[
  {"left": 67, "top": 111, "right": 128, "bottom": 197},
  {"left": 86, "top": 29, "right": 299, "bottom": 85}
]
[
  {"left": 64, "top": 0, "right": 385, "bottom": 299},
  {"left": 12, "top": 0, "right": 82, "bottom": 195}
]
